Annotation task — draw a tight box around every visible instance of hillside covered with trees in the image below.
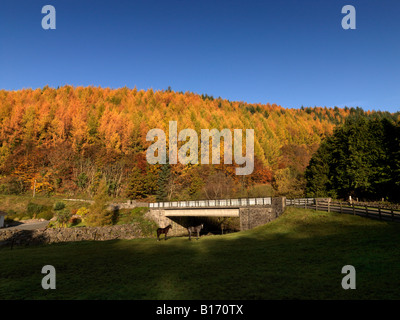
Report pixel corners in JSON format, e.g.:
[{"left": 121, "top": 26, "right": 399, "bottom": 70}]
[{"left": 0, "top": 86, "right": 398, "bottom": 201}]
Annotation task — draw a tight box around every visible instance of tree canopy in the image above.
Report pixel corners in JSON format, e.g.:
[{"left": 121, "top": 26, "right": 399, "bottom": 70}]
[
  {"left": 0, "top": 86, "right": 398, "bottom": 200},
  {"left": 305, "top": 115, "right": 400, "bottom": 202}
]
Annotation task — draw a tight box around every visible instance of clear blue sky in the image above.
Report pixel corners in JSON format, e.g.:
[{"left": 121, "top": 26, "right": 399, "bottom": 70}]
[{"left": 0, "top": 0, "right": 399, "bottom": 112}]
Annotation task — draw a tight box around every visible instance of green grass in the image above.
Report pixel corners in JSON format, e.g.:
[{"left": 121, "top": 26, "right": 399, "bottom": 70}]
[{"left": 1, "top": 207, "right": 400, "bottom": 300}]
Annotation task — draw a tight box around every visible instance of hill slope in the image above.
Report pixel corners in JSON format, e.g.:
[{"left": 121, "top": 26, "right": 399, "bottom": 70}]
[
  {"left": 0, "top": 86, "right": 358, "bottom": 199},
  {"left": 1, "top": 87, "right": 398, "bottom": 200}
]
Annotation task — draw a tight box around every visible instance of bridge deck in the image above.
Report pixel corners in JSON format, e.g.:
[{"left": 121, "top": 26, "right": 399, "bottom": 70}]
[{"left": 149, "top": 197, "right": 272, "bottom": 209}]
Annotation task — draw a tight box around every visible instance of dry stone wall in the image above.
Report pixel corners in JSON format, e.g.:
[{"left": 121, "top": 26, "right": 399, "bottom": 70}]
[
  {"left": 238, "top": 197, "right": 285, "bottom": 230},
  {"left": 239, "top": 207, "right": 276, "bottom": 231},
  {"left": 0, "top": 224, "right": 145, "bottom": 247}
]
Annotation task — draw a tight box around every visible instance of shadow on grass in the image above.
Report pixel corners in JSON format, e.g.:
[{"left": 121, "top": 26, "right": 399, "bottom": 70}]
[{"left": 1, "top": 210, "right": 400, "bottom": 300}]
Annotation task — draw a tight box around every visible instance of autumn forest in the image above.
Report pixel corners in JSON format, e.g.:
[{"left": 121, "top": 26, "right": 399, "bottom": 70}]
[{"left": 0, "top": 86, "right": 399, "bottom": 203}]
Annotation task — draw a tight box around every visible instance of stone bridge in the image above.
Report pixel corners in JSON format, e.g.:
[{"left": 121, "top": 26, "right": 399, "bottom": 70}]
[{"left": 146, "top": 197, "right": 286, "bottom": 236}]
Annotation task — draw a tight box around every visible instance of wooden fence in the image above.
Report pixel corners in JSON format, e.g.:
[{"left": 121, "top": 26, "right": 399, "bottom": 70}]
[{"left": 286, "top": 198, "right": 400, "bottom": 223}]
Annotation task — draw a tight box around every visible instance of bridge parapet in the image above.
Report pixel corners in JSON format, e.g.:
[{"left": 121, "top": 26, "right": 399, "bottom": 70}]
[{"left": 149, "top": 197, "right": 272, "bottom": 209}]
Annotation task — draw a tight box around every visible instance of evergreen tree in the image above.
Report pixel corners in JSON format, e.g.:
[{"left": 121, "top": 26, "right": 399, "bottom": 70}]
[
  {"left": 156, "top": 163, "right": 171, "bottom": 202},
  {"left": 86, "top": 177, "right": 113, "bottom": 226},
  {"left": 305, "top": 116, "right": 400, "bottom": 202},
  {"left": 305, "top": 141, "right": 332, "bottom": 197},
  {"left": 144, "top": 164, "right": 159, "bottom": 195},
  {"left": 126, "top": 166, "right": 147, "bottom": 199}
]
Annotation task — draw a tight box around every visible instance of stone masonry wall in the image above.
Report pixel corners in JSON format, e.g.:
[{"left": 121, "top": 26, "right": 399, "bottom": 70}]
[
  {"left": 239, "top": 207, "right": 274, "bottom": 231},
  {"left": 272, "top": 197, "right": 286, "bottom": 217},
  {"left": 145, "top": 209, "right": 188, "bottom": 236},
  {"left": 239, "top": 197, "right": 286, "bottom": 230},
  {"left": 0, "top": 224, "right": 145, "bottom": 247}
]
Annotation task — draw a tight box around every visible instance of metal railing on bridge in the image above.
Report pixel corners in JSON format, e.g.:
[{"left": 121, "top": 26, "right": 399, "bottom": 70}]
[{"left": 149, "top": 197, "right": 272, "bottom": 209}]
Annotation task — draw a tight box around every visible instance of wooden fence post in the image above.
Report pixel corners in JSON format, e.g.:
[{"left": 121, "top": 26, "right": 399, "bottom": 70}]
[
  {"left": 365, "top": 205, "right": 368, "bottom": 218},
  {"left": 378, "top": 205, "right": 382, "bottom": 221},
  {"left": 352, "top": 203, "right": 355, "bottom": 215},
  {"left": 340, "top": 202, "right": 343, "bottom": 214},
  {"left": 315, "top": 200, "right": 318, "bottom": 211},
  {"left": 391, "top": 208, "right": 394, "bottom": 222},
  {"left": 328, "top": 201, "right": 330, "bottom": 213}
]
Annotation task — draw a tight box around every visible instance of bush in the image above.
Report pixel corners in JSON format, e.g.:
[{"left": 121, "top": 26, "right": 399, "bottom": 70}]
[
  {"left": 56, "top": 208, "right": 71, "bottom": 227},
  {"left": 5, "top": 210, "right": 26, "bottom": 222},
  {"left": 77, "top": 172, "right": 88, "bottom": 190},
  {"left": 86, "top": 178, "right": 113, "bottom": 226},
  {"left": 4, "top": 210, "right": 18, "bottom": 224},
  {"left": 4, "top": 209, "right": 17, "bottom": 218},
  {"left": 37, "top": 210, "right": 54, "bottom": 220},
  {"left": 27, "top": 202, "right": 48, "bottom": 218},
  {"left": 76, "top": 207, "right": 89, "bottom": 217},
  {"left": 0, "top": 177, "right": 27, "bottom": 195},
  {"left": 53, "top": 201, "right": 66, "bottom": 211}
]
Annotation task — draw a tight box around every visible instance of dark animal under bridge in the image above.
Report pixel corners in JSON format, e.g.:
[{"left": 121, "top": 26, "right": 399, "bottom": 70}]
[{"left": 156, "top": 224, "right": 172, "bottom": 241}]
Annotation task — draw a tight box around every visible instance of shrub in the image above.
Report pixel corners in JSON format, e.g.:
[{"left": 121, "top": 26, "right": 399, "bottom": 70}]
[
  {"left": 76, "top": 207, "right": 89, "bottom": 217},
  {"left": 27, "top": 202, "right": 48, "bottom": 218},
  {"left": 56, "top": 208, "right": 71, "bottom": 227},
  {"left": 5, "top": 209, "right": 17, "bottom": 218},
  {"left": 86, "top": 178, "right": 113, "bottom": 226},
  {"left": 4, "top": 210, "right": 17, "bottom": 224},
  {"left": 37, "top": 210, "right": 54, "bottom": 220},
  {"left": 77, "top": 172, "right": 88, "bottom": 190},
  {"left": 6, "top": 210, "right": 26, "bottom": 222},
  {"left": 53, "top": 201, "right": 66, "bottom": 211},
  {"left": 47, "top": 220, "right": 56, "bottom": 228}
]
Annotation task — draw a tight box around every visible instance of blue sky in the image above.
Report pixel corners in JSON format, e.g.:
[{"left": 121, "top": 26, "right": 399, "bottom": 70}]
[{"left": 0, "top": 0, "right": 399, "bottom": 112}]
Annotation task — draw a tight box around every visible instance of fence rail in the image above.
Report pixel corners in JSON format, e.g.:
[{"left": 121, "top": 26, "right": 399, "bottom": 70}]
[
  {"left": 149, "top": 197, "right": 272, "bottom": 209},
  {"left": 286, "top": 198, "right": 400, "bottom": 223}
]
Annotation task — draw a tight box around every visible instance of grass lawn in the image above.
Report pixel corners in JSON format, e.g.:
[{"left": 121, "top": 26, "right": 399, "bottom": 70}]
[{"left": 1, "top": 207, "right": 399, "bottom": 300}]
